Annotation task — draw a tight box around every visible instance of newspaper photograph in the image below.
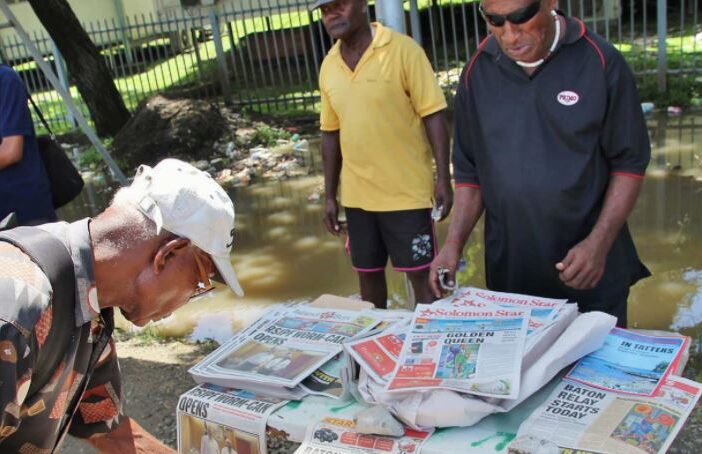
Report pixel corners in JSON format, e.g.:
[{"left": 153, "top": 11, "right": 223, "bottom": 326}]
[
  {"left": 566, "top": 328, "right": 688, "bottom": 396},
  {"left": 214, "top": 340, "right": 331, "bottom": 384},
  {"left": 439, "top": 287, "right": 566, "bottom": 335},
  {"left": 294, "top": 417, "right": 432, "bottom": 454},
  {"left": 514, "top": 376, "right": 702, "bottom": 454},
  {"left": 177, "top": 383, "right": 288, "bottom": 454},
  {"left": 385, "top": 305, "right": 529, "bottom": 398},
  {"left": 345, "top": 324, "right": 407, "bottom": 384},
  {"left": 192, "top": 306, "right": 381, "bottom": 388}
]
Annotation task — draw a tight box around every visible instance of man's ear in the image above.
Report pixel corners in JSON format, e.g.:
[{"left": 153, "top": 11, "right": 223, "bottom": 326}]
[{"left": 153, "top": 237, "right": 191, "bottom": 275}]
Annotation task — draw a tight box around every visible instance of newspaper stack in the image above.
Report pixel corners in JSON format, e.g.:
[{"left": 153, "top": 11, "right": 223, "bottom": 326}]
[
  {"left": 347, "top": 287, "right": 570, "bottom": 400},
  {"left": 511, "top": 329, "right": 698, "bottom": 454},
  {"left": 347, "top": 287, "right": 623, "bottom": 429},
  {"left": 190, "top": 302, "right": 382, "bottom": 399}
]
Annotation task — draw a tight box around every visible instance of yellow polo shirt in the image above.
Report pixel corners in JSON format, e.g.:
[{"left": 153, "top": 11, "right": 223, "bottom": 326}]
[{"left": 319, "top": 22, "right": 447, "bottom": 211}]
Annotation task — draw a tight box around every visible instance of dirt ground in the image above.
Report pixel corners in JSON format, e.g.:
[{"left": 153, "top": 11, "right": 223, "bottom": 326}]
[
  {"left": 60, "top": 339, "right": 702, "bottom": 454},
  {"left": 61, "top": 339, "right": 212, "bottom": 453}
]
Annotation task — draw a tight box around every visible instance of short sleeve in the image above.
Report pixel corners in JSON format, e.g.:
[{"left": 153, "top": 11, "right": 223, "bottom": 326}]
[
  {"left": 401, "top": 40, "right": 447, "bottom": 117},
  {"left": 451, "top": 68, "right": 480, "bottom": 187},
  {"left": 0, "top": 69, "right": 33, "bottom": 139},
  {"left": 319, "top": 65, "right": 340, "bottom": 132},
  {"left": 600, "top": 51, "right": 651, "bottom": 176},
  {"left": 68, "top": 338, "right": 124, "bottom": 438}
]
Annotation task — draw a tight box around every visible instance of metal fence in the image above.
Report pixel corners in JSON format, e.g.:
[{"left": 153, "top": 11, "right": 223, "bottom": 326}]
[{"left": 1, "top": 0, "right": 699, "bottom": 133}]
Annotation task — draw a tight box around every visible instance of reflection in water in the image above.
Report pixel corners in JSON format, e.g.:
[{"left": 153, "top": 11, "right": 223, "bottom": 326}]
[
  {"left": 57, "top": 113, "right": 702, "bottom": 339},
  {"left": 670, "top": 271, "right": 702, "bottom": 331},
  {"left": 628, "top": 174, "right": 702, "bottom": 336},
  {"left": 648, "top": 114, "right": 702, "bottom": 175}
]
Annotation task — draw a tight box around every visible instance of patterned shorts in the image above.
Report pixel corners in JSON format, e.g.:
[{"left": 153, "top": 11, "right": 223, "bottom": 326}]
[{"left": 344, "top": 207, "right": 436, "bottom": 272}]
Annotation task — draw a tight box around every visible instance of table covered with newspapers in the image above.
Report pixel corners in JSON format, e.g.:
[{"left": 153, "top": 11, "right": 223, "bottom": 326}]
[{"left": 176, "top": 290, "right": 699, "bottom": 454}]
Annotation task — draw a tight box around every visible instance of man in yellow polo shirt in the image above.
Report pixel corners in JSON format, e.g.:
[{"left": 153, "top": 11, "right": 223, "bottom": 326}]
[{"left": 313, "top": 0, "right": 452, "bottom": 308}]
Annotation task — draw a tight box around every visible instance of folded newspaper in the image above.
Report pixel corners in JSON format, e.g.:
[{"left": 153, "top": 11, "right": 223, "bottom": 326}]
[
  {"left": 294, "top": 416, "right": 433, "bottom": 454},
  {"left": 565, "top": 328, "right": 690, "bottom": 397},
  {"left": 190, "top": 298, "right": 382, "bottom": 399},
  {"left": 385, "top": 305, "right": 530, "bottom": 398},
  {"left": 511, "top": 375, "right": 701, "bottom": 454},
  {"left": 177, "top": 383, "right": 288, "bottom": 454}
]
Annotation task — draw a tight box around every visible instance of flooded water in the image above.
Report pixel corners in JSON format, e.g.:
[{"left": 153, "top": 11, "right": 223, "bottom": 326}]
[{"left": 58, "top": 113, "right": 702, "bottom": 342}]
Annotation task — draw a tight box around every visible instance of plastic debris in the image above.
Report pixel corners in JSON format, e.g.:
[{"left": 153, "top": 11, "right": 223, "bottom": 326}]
[
  {"left": 225, "top": 141, "right": 237, "bottom": 158},
  {"left": 641, "top": 102, "right": 655, "bottom": 114},
  {"left": 193, "top": 160, "right": 209, "bottom": 170},
  {"left": 293, "top": 139, "right": 309, "bottom": 152},
  {"left": 431, "top": 204, "right": 443, "bottom": 221},
  {"left": 353, "top": 405, "right": 404, "bottom": 436},
  {"left": 667, "top": 106, "right": 683, "bottom": 116},
  {"left": 249, "top": 147, "right": 268, "bottom": 161}
]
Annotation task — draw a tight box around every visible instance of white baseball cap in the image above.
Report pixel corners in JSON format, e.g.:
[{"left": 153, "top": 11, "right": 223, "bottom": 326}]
[{"left": 127, "top": 158, "right": 244, "bottom": 296}]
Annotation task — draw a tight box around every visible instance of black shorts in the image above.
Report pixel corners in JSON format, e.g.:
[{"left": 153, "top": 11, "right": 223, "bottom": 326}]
[{"left": 344, "top": 207, "right": 436, "bottom": 272}]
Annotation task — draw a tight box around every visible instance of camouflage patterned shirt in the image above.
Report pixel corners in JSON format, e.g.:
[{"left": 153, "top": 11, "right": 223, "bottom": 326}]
[{"left": 0, "top": 219, "right": 123, "bottom": 453}]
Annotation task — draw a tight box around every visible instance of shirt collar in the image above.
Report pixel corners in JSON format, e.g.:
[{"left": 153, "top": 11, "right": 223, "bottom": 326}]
[
  {"left": 66, "top": 218, "right": 101, "bottom": 325},
  {"left": 482, "top": 12, "right": 585, "bottom": 57},
  {"left": 328, "top": 21, "right": 392, "bottom": 57}
]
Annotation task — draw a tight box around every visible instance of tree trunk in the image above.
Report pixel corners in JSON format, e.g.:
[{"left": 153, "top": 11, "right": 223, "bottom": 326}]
[{"left": 28, "top": 0, "right": 131, "bottom": 137}]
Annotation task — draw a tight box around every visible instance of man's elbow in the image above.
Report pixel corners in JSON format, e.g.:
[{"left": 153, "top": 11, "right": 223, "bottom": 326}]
[{"left": 0, "top": 135, "right": 25, "bottom": 169}]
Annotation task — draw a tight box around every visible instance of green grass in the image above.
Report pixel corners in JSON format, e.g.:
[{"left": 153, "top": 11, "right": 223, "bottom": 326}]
[
  {"left": 113, "top": 324, "right": 169, "bottom": 344},
  {"left": 249, "top": 124, "right": 291, "bottom": 146}
]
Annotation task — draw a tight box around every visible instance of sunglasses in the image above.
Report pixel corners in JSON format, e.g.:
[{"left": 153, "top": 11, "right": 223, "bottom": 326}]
[
  {"left": 190, "top": 248, "right": 215, "bottom": 301},
  {"left": 479, "top": 0, "right": 542, "bottom": 27}
]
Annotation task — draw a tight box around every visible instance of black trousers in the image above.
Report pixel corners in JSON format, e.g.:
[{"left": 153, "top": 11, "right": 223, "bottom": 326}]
[{"left": 578, "top": 286, "right": 629, "bottom": 328}]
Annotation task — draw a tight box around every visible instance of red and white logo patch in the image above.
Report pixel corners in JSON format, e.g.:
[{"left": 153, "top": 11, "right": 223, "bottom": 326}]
[{"left": 557, "top": 90, "right": 580, "bottom": 106}]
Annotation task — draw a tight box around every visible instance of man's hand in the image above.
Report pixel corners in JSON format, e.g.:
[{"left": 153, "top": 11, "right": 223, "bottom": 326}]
[
  {"left": 323, "top": 197, "right": 344, "bottom": 236},
  {"left": 555, "top": 174, "right": 644, "bottom": 290},
  {"left": 429, "top": 243, "right": 462, "bottom": 298},
  {"left": 434, "top": 179, "right": 453, "bottom": 221},
  {"left": 556, "top": 237, "right": 608, "bottom": 290}
]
